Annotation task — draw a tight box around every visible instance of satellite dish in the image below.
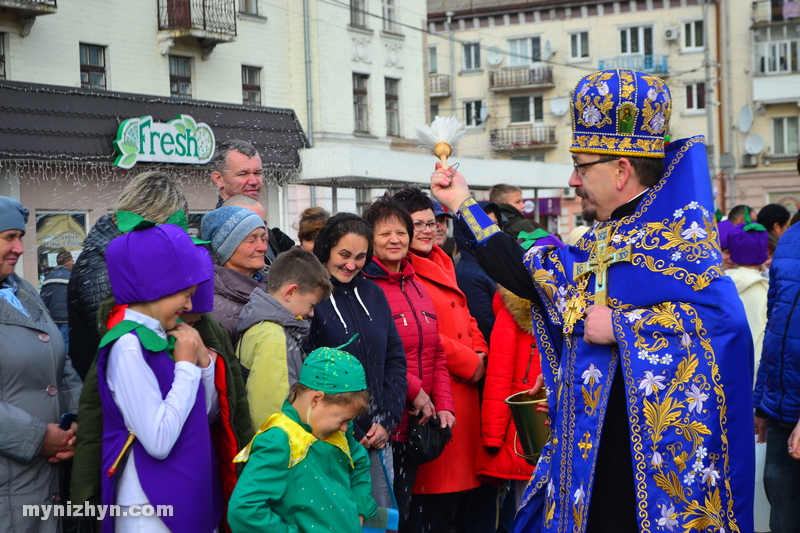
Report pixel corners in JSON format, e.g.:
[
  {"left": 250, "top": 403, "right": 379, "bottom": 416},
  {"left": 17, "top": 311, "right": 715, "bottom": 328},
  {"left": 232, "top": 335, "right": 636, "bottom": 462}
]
[
  {"left": 486, "top": 46, "right": 504, "bottom": 66},
  {"left": 479, "top": 105, "right": 489, "bottom": 122},
  {"left": 738, "top": 105, "right": 753, "bottom": 133},
  {"left": 550, "top": 97, "right": 569, "bottom": 117},
  {"left": 744, "top": 133, "right": 765, "bottom": 155},
  {"left": 543, "top": 41, "right": 552, "bottom": 61}
]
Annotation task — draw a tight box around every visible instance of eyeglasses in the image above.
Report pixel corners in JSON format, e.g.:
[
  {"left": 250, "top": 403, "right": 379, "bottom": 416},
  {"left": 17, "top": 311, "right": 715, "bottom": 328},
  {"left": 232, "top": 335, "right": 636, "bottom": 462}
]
[
  {"left": 573, "top": 156, "right": 621, "bottom": 173},
  {"left": 413, "top": 221, "right": 441, "bottom": 232}
]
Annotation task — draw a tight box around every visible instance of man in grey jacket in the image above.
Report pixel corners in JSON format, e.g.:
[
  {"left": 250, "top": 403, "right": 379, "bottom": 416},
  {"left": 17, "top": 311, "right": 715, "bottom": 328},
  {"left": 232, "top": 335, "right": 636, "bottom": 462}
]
[{"left": 0, "top": 196, "right": 82, "bottom": 532}]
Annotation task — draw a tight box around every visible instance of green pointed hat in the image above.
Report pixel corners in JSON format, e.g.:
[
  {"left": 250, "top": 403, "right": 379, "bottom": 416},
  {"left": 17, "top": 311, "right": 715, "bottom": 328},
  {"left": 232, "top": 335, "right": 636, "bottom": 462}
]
[{"left": 298, "top": 336, "right": 367, "bottom": 394}]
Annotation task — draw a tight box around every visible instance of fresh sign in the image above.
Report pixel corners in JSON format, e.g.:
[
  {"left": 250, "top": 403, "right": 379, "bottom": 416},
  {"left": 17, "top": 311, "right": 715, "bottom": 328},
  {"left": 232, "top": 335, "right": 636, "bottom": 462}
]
[{"left": 113, "top": 115, "right": 215, "bottom": 169}]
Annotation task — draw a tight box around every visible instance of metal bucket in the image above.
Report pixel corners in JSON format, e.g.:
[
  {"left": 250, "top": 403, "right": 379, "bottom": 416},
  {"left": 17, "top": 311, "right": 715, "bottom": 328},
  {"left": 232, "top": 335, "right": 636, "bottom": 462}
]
[{"left": 505, "top": 390, "right": 550, "bottom": 465}]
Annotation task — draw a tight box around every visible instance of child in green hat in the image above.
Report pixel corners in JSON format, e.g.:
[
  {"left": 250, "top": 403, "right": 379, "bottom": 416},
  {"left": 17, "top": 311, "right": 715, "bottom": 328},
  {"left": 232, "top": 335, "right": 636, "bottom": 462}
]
[{"left": 228, "top": 343, "right": 378, "bottom": 532}]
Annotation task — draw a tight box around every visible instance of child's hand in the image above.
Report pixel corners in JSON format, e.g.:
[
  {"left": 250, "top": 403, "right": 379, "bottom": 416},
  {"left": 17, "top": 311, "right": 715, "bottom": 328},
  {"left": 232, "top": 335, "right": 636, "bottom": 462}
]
[
  {"left": 359, "top": 515, "right": 364, "bottom": 526},
  {"left": 169, "top": 324, "right": 199, "bottom": 365}
]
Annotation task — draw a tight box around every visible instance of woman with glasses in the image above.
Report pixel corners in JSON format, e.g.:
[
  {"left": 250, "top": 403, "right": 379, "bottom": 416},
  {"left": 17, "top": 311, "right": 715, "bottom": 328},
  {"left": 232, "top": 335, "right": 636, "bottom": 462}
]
[{"left": 391, "top": 187, "right": 489, "bottom": 533}]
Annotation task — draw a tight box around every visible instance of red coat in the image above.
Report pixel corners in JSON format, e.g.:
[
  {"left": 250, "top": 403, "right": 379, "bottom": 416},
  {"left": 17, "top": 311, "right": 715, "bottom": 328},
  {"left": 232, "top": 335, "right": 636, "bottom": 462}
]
[
  {"left": 408, "top": 246, "right": 488, "bottom": 494},
  {"left": 364, "top": 257, "right": 455, "bottom": 441},
  {"left": 476, "top": 288, "right": 542, "bottom": 482}
]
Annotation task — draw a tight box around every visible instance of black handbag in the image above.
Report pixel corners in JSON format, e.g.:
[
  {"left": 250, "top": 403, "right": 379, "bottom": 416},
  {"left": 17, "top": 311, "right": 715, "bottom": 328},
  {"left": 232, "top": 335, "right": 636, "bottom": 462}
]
[{"left": 407, "top": 413, "right": 453, "bottom": 465}]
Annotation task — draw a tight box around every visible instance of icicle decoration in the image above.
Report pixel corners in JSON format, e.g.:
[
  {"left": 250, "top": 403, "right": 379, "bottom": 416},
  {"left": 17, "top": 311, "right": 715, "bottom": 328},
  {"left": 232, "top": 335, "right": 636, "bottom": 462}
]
[{"left": 415, "top": 116, "right": 466, "bottom": 167}]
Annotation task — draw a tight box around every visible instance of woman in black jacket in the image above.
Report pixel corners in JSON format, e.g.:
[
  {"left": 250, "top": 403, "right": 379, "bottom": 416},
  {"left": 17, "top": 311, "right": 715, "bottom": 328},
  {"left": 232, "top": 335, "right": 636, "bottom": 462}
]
[{"left": 308, "top": 213, "right": 407, "bottom": 508}]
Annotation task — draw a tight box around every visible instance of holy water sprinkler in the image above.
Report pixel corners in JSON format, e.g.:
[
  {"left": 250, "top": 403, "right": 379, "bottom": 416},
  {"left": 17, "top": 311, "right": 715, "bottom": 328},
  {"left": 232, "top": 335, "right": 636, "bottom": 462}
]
[{"left": 415, "top": 116, "right": 466, "bottom": 168}]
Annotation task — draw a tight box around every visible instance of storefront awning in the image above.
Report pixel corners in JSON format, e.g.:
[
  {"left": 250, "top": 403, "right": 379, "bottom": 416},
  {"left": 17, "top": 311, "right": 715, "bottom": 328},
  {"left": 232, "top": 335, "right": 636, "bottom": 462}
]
[
  {"left": 298, "top": 143, "right": 571, "bottom": 190},
  {"left": 0, "top": 81, "right": 308, "bottom": 168}
]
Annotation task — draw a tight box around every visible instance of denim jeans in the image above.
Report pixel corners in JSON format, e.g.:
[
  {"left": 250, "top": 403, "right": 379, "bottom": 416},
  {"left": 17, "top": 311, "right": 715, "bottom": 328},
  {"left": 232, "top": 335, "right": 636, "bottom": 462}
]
[
  {"left": 764, "top": 419, "right": 800, "bottom": 533},
  {"left": 57, "top": 322, "right": 69, "bottom": 353}
]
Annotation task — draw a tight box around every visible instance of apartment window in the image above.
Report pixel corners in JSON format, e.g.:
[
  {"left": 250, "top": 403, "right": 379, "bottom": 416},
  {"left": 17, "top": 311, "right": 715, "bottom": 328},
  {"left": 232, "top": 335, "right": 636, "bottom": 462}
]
[
  {"left": 170, "top": 56, "right": 192, "bottom": 98},
  {"left": 0, "top": 34, "right": 5, "bottom": 80},
  {"left": 570, "top": 32, "right": 589, "bottom": 60},
  {"left": 353, "top": 73, "right": 369, "bottom": 133},
  {"left": 239, "top": 0, "right": 257, "bottom": 14},
  {"left": 620, "top": 26, "right": 653, "bottom": 55},
  {"left": 429, "top": 46, "right": 438, "bottom": 73},
  {"left": 510, "top": 96, "right": 544, "bottom": 123},
  {"left": 463, "top": 42, "right": 480, "bottom": 70},
  {"left": 383, "top": 0, "right": 397, "bottom": 32},
  {"left": 773, "top": 116, "right": 799, "bottom": 155},
  {"left": 80, "top": 44, "right": 106, "bottom": 90},
  {"left": 351, "top": 0, "right": 366, "bottom": 27},
  {"left": 465, "top": 100, "right": 483, "bottom": 126},
  {"left": 755, "top": 25, "right": 800, "bottom": 75},
  {"left": 508, "top": 37, "right": 541, "bottom": 66},
  {"left": 430, "top": 103, "right": 439, "bottom": 118},
  {"left": 685, "top": 83, "right": 706, "bottom": 110},
  {"left": 385, "top": 78, "right": 400, "bottom": 136},
  {"left": 242, "top": 66, "right": 261, "bottom": 105},
  {"left": 684, "top": 20, "right": 704, "bottom": 50}
]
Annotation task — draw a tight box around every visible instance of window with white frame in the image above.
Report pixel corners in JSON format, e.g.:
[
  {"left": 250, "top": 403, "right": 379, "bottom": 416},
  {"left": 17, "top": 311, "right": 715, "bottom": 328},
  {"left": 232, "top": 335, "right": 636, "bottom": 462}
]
[
  {"left": 351, "top": 0, "right": 367, "bottom": 27},
  {"left": 620, "top": 26, "right": 653, "bottom": 55},
  {"left": 382, "top": 0, "right": 397, "bottom": 32},
  {"left": 683, "top": 20, "right": 703, "bottom": 50},
  {"left": 80, "top": 44, "right": 106, "bottom": 90},
  {"left": 240, "top": 0, "right": 257, "bottom": 15},
  {"left": 242, "top": 66, "right": 261, "bottom": 105},
  {"left": 429, "top": 46, "right": 437, "bottom": 73},
  {"left": 465, "top": 100, "right": 483, "bottom": 126},
  {"left": 385, "top": 78, "right": 400, "bottom": 136},
  {"left": 755, "top": 25, "right": 800, "bottom": 75},
  {"left": 570, "top": 32, "right": 589, "bottom": 60},
  {"left": 773, "top": 116, "right": 799, "bottom": 155},
  {"left": 0, "top": 34, "right": 5, "bottom": 80},
  {"left": 463, "top": 43, "right": 480, "bottom": 70},
  {"left": 353, "top": 73, "right": 369, "bottom": 133},
  {"left": 508, "top": 37, "right": 541, "bottom": 66},
  {"left": 510, "top": 96, "right": 544, "bottom": 123},
  {"left": 685, "top": 83, "right": 705, "bottom": 111}
]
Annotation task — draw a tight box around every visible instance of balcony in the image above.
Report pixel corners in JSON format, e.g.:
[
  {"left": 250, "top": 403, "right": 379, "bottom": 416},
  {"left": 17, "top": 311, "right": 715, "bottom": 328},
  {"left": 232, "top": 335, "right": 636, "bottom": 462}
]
[
  {"left": 598, "top": 55, "right": 669, "bottom": 76},
  {"left": 753, "top": 0, "right": 800, "bottom": 23},
  {"left": 490, "top": 125, "right": 558, "bottom": 151},
  {"left": 429, "top": 74, "right": 450, "bottom": 98},
  {"left": 489, "top": 66, "right": 555, "bottom": 91},
  {"left": 0, "top": 0, "right": 58, "bottom": 36},
  {"left": 157, "top": 0, "right": 236, "bottom": 59}
]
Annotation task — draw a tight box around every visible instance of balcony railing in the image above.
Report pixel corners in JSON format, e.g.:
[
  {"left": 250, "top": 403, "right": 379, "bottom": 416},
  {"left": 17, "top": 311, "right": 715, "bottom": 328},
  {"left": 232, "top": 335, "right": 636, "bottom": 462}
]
[
  {"left": 489, "top": 66, "right": 555, "bottom": 91},
  {"left": 598, "top": 55, "right": 669, "bottom": 75},
  {"left": 158, "top": 0, "right": 236, "bottom": 37},
  {"left": 490, "top": 125, "right": 557, "bottom": 150},
  {"left": 429, "top": 74, "right": 450, "bottom": 97},
  {"left": 1, "top": 0, "right": 58, "bottom": 36}
]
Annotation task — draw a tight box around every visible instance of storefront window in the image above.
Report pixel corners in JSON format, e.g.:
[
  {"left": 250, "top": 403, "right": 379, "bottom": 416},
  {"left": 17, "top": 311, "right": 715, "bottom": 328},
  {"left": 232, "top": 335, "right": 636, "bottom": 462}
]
[{"left": 35, "top": 212, "right": 87, "bottom": 283}]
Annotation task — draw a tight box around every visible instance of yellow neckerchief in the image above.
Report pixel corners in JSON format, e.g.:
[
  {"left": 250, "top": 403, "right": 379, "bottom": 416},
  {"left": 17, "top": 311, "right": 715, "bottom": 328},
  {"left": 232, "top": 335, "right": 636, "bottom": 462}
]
[{"left": 233, "top": 412, "right": 353, "bottom": 468}]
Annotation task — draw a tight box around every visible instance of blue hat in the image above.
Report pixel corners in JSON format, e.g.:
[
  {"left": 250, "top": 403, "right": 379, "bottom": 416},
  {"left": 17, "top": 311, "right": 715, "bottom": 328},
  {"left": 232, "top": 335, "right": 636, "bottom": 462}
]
[
  {"left": 201, "top": 206, "right": 265, "bottom": 265},
  {"left": 0, "top": 196, "right": 29, "bottom": 234},
  {"left": 571, "top": 69, "right": 672, "bottom": 159},
  {"left": 431, "top": 199, "right": 453, "bottom": 219},
  {"left": 107, "top": 224, "right": 211, "bottom": 304}
]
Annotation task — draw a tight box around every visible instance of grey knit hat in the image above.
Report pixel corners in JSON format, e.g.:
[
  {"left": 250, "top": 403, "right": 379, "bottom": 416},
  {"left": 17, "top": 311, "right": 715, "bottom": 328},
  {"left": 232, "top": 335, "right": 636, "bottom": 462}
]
[
  {"left": 0, "top": 196, "right": 29, "bottom": 234},
  {"left": 201, "top": 206, "right": 265, "bottom": 265}
]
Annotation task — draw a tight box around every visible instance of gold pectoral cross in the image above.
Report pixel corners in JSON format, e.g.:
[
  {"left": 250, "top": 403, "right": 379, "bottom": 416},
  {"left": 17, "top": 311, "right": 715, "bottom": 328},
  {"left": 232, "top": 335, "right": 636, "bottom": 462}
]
[{"left": 573, "top": 226, "right": 632, "bottom": 306}]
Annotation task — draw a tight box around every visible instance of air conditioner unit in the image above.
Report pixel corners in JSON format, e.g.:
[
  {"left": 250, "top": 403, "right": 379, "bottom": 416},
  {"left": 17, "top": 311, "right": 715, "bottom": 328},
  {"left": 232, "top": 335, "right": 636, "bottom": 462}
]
[
  {"left": 664, "top": 27, "right": 679, "bottom": 41},
  {"left": 562, "top": 187, "right": 576, "bottom": 199},
  {"left": 741, "top": 153, "right": 758, "bottom": 168}
]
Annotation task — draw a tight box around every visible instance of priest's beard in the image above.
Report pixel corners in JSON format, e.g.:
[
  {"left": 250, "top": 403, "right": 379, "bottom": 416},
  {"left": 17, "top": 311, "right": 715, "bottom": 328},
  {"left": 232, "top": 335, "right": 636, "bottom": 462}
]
[{"left": 576, "top": 188, "right": 597, "bottom": 224}]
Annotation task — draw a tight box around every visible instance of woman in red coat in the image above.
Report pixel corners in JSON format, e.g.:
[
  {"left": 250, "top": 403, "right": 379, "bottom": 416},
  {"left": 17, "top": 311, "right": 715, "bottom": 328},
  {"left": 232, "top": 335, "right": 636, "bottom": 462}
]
[
  {"left": 362, "top": 195, "right": 455, "bottom": 531},
  {"left": 393, "top": 187, "right": 488, "bottom": 532},
  {"left": 476, "top": 287, "right": 542, "bottom": 513}
]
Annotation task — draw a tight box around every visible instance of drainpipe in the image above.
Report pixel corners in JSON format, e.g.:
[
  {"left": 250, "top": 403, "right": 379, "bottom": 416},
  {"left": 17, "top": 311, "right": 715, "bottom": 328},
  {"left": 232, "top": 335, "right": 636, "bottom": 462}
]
[
  {"left": 702, "top": 0, "right": 716, "bottom": 184},
  {"left": 447, "top": 12, "right": 456, "bottom": 118},
  {"left": 303, "top": 0, "right": 316, "bottom": 208}
]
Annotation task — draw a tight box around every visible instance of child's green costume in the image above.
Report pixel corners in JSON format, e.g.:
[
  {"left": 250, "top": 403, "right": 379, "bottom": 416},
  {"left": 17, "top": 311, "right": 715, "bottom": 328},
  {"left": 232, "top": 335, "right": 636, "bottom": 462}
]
[{"left": 228, "top": 344, "right": 378, "bottom": 533}]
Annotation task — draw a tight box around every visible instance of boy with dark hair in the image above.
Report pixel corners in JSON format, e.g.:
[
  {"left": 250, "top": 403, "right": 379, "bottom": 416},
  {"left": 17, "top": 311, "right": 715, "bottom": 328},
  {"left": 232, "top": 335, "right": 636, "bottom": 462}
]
[{"left": 236, "top": 247, "right": 333, "bottom": 427}]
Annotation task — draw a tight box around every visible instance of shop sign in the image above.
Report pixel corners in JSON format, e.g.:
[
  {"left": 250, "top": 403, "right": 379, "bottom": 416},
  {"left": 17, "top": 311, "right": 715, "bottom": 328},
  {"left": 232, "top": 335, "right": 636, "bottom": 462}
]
[{"left": 113, "top": 115, "right": 215, "bottom": 169}]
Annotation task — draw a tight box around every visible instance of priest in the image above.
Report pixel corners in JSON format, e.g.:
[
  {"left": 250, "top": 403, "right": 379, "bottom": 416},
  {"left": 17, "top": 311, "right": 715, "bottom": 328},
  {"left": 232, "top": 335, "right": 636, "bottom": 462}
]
[{"left": 431, "top": 69, "right": 755, "bottom": 533}]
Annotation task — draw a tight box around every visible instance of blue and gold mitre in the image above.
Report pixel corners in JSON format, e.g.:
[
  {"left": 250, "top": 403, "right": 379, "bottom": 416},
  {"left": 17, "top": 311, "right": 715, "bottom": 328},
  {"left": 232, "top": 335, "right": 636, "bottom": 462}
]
[{"left": 570, "top": 69, "right": 671, "bottom": 159}]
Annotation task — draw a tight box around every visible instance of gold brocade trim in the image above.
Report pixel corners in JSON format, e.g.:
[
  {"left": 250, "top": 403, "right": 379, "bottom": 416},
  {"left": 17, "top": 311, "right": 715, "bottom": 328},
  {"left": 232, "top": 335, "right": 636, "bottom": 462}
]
[
  {"left": 571, "top": 134, "right": 665, "bottom": 158},
  {"left": 459, "top": 197, "right": 501, "bottom": 242}
]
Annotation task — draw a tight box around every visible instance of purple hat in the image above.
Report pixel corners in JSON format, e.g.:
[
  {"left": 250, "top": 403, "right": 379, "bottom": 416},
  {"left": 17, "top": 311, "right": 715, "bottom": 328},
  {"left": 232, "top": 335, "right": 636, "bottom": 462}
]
[
  {"left": 717, "top": 219, "right": 734, "bottom": 250},
  {"left": 107, "top": 224, "right": 211, "bottom": 304},
  {"left": 728, "top": 225, "right": 768, "bottom": 266},
  {"left": 190, "top": 246, "right": 215, "bottom": 313}
]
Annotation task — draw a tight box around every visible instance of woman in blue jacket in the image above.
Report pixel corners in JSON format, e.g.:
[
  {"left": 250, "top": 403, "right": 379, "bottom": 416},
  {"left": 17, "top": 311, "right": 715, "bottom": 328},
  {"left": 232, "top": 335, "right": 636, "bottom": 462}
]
[{"left": 309, "top": 213, "right": 407, "bottom": 508}]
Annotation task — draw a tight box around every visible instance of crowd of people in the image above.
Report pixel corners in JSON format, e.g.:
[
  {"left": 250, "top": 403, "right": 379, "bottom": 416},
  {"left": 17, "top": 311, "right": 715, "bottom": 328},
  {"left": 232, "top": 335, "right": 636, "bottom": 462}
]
[{"left": 1, "top": 67, "right": 799, "bottom": 533}]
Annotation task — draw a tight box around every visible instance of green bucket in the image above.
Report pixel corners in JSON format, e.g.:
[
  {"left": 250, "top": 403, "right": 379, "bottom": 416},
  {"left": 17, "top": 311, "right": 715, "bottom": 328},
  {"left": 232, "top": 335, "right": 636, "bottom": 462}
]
[{"left": 505, "top": 390, "right": 550, "bottom": 465}]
